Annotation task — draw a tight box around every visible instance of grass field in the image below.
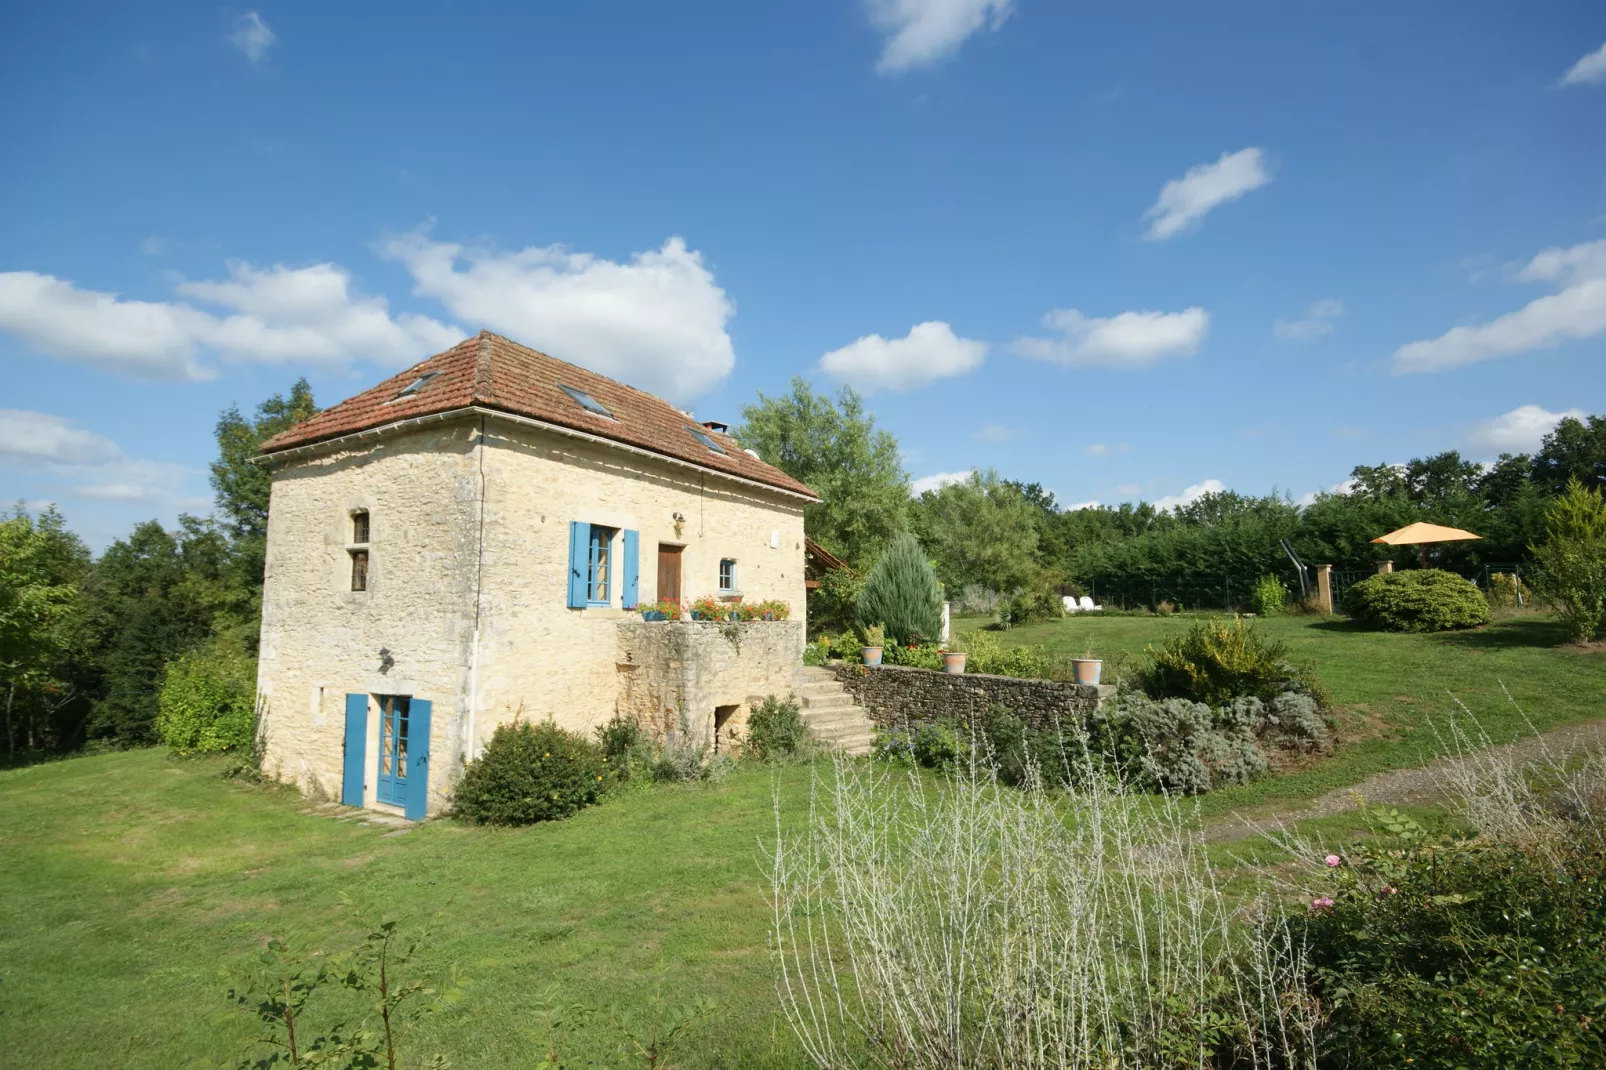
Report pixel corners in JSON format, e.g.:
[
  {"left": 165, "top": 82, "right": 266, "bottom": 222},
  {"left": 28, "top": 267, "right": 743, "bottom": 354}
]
[
  {"left": 955, "top": 610, "right": 1605, "bottom": 816},
  {"left": 4, "top": 611, "right": 1602, "bottom": 1068}
]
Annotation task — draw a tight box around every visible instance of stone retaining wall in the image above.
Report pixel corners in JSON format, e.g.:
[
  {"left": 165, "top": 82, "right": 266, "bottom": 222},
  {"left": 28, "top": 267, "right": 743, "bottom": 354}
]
[{"left": 826, "top": 663, "right": 1109, "bottom": 730}]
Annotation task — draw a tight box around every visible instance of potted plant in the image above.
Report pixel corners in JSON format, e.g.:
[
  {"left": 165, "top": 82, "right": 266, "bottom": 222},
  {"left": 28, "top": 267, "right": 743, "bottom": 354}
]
[
  {"left": 1070, "top": 650, "right": 1102, "bottom": 686},
  {"left": 941, "top": 635, "right": 967, "bottom": 674},
  {"left": 860, "top": 623, "right": 885, "bottom": 667},
  {"left": 640, "top": 598, "right": 681, "bottom": 621}
]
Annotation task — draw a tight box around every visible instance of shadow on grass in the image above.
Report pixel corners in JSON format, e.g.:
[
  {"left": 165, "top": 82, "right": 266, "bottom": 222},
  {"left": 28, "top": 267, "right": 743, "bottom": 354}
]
[
  {"left": 1433, "top": 616, "right": 1573, "bottom": 650},
  {"left": 1305, "top": 618, "right": 1371, "bottom": 634}
]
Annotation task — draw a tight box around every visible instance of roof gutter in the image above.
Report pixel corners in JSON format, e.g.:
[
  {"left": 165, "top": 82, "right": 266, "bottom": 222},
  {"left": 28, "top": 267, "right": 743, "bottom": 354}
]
[{"left": 251, "top": 405, "right": 821, "bottom": 504}]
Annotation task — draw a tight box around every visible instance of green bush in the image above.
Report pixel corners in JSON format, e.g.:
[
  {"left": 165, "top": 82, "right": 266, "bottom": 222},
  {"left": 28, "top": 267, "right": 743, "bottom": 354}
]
[
  {"left": 995, "top": 575, "right": 1065, "bottom": 629},
  {"left": 881, "top": 641, "right": 944, "bottom": 670},
  {"left": 1139, "top": 617, "right": 1322, "bottom": 706},
  {"left": 154, "top": 645, "right": 257, "bottom": 755},
  {"left": 808, "top": 567, "right": 864, "bottom": 638},
  {"left": 1307, "top": 816, "right": 1606, "bottom": 1068},
  {"left": 453, "top": 721, "right": 611, "bottom": 825},
  {"left": 1248, "top": 574, "right": 1287, "bottom": 616},
  {"left": 743, "top": 695, "right": 807, "bottom": 761},
  {"left": 959, "top": 629, "right": 1051, "bottom": 679},
  {"left": 856, "top": 532, "right": 943, "bottom": 645},
  {"left": 1107, "top": 689, "right": 1268, "bottom": 795},
  {"left": 1342, "top": 569, "right": 1491, "bottom": 632},
  {"left": 1530, "top": 478, "right": 1606, "bottom": 642}
]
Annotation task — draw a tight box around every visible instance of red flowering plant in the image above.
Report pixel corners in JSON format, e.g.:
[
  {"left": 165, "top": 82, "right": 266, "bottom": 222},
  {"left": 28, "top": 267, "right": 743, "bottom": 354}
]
[
  {"left": 638, "top": 599, "right": 682, "bottom": 621},
  {"left": 688, "top": 594, "right": 731, "bottom": 621}
]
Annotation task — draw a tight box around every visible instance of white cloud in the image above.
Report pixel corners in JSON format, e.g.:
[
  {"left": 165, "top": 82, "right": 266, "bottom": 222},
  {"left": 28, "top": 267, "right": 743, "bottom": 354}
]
[
  {"left": 819, "top": 321, "right": 986, "bottom": 393},
  {"left": 0, "top": 263, "right": 460, "bottom": 381},
  {"left": 140, "top": 235, "right": 168, "bottom": 256},
  {"left": 1152, "top": 478, "right": 1226, "bottom": 512},
  {"left": 1467, "top": 404, "right": 1587, "bottom": 455},
  {"left": 973, "top": 423, "right": 1022, "bottom": 442},
  {"left": 0, "top": 410, "right": 122, "bottom": 466},
  {"left": 1559, "top": 41, "right": 1606, "bottom": 87},
  {"left": 1013, "top": 306, "right": 1209, "bottom": 369},
  {"left": 381, "top": 231, "right": 734, "bottom": 402},
  {"left": 230, "top": 12, "right": 275, "bottom": 66},
  {"left": 1084, "top": 442, "right": 1131, "bottom": 457},
  {"left": 1143, "top": 148, "right": 1271, "bottom": 240},
  {"left": 1064, "top": 499, "right": 1102, "bottom": 511},
  {"left": 1274, "top": 298, "right": 1344, "bottom": 341},
  {"left": 1393, "top": 238, "right": 1606, "bottom": 373},
  {"left": 911, "top": 470, "right": 972, "bottom": 496},
  {"left": 867, "top": 0, "right": 1012, "bottom": 75},
  {"left": 0, "top": 410, "right": 191, "bottom": 507}
]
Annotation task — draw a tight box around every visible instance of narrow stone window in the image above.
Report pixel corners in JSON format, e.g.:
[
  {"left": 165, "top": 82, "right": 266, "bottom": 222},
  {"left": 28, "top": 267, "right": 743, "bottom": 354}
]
[
  {"left": 718, "top": 558, "right": 736, "bottom": 593},
  {"left": 352, "top": 510, "right": 370, "bottom": 545},
  {"left": 350, "top": 549, "right": 369, "bottom": 591}
]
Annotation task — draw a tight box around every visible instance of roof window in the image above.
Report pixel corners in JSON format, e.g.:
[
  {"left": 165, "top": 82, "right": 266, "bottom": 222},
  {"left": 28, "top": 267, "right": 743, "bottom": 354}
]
[
  {"left": 394, "top": 371, "right": 439, "bottom": 398},
  {"left": 560, "top": 384, "right": 613, "bottom": 418},
  {"left": 687, "top": 426, "right": 727, "bottom": 455}
]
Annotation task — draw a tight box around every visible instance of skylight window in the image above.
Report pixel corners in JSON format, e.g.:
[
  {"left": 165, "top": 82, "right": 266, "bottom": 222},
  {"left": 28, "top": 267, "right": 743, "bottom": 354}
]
[
  {"left": 394, "top": 371, "right": 438, "bottom": 398},
  {"left": 687, "top": 426, "right": 727, "bottom": 455},
  {"left": 560, "top": 384, "right": 613, "bottom": 418}
]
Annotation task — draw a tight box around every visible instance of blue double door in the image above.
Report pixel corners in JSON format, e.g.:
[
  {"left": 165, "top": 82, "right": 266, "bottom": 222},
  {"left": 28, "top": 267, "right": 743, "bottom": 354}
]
[{"left": 342, "top": 693, "right": 431, "bottom": 820}]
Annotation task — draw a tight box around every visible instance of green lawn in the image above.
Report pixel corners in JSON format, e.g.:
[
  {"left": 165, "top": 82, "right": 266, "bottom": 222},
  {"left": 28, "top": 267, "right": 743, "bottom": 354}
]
[
  {"left": 955, "top": 610, "right": 1605, "bottom": 816},
  {"left": 5, "top": 612, "right": 1601, "bottom": 1068},
  {"left": 0, "top": 751, "right": 816, "bottom": 1069}
]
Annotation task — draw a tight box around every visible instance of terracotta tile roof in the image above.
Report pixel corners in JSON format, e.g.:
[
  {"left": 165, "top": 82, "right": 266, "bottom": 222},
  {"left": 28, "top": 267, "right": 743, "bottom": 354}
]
[{"left": 257, "top": 331, "right": 818, "bottom": 500}]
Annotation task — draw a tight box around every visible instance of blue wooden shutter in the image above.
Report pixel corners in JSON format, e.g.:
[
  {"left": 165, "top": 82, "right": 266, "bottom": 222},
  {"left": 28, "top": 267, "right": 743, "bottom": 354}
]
[
  {"left": 622, "top": 529, "right": 639, "bottom": 607},
  {"left": 567, "top": 521, "right": 588, "bottom": 608},
  {"left": 404, "top": 699, "right": 432, "bottom": 821},
  {"left": 342, "top": 694, "right": 367, "bottom": 807}
]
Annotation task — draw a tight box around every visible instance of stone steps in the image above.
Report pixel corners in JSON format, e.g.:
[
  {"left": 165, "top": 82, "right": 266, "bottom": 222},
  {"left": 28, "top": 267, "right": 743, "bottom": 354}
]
[{"left": 788, "top": 667, "right": 875, "bottom": 757}]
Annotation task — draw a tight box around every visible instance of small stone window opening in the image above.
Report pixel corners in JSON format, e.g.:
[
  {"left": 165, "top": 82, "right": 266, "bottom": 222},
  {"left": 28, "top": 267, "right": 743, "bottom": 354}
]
[
  {"left": 350, "top": 549, "right": 370, "bottom": 592},
  {"left": 713, "top": 705, "right": 738, "bottom": 753},
  {"left": 352, "top": 510, "right": 370, "bottom": 545},
  {"left": 718, "top": 558, "right": 736, "bottom": 593}
]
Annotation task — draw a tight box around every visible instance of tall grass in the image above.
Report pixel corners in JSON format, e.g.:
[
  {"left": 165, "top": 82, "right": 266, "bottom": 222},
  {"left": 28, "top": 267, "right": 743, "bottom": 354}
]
[{"left": 766, "top": 751, "right": 1320, "bottom": 1069}]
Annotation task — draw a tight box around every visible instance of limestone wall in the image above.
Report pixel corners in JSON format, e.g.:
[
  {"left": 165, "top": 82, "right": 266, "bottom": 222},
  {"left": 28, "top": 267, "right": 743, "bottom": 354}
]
[
  {"left": 469, "top": 419, "right": 807, "bottom": 750},
  {"left": 616, "top": 620, "right": 805, "bottom": 749},
  {"left": 826, "top": 663, "right": 1105, "bottom": 731},
  {"left": 255, "top": 423, "right": 480, "bottom": 812},
  {"left": 256, "top": 411, "right": 808, "bottom": 816}
]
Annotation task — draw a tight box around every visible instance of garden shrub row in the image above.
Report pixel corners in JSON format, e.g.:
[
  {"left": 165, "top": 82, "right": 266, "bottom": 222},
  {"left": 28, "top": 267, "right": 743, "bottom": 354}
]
[{"left": 1342, "top": 568, "right": 1491, "bottom": 632}]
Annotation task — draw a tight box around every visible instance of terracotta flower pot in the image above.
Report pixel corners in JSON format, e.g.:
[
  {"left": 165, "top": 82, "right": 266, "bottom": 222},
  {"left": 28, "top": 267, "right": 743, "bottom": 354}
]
[
  {"left": 942, "top": 651, "right": 967, "bottom": 674},
  {"left": 861, "top": 646, "right": 883, "bottom": 667},
  {"left": 1071, "top": 658, "right": 1102, "bottom": 686}
]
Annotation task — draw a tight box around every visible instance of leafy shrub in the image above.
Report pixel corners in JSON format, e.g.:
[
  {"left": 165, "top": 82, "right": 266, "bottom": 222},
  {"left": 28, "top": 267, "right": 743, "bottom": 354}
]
[
  {"left": 856, "top": 532, "right": 943, "bottom": 645},
  {"left": 882, "top": 641, "right": 944, "bottom": 670},
  {"left": 155, "top": 644, "right": 257, "bottom": 755},
  {"left": 1248, "top": 575, "right": 1287, "bottom": 616},
  {"left": 1484, "top": 571, "right": 1528, "bottom": 610},
  {"left": 809, "top": 567, "right": 864, "bottom": 637},
  {"left": 1139, "top": 616, "right": 1322, "bottom": 706},
  {"left": 873, "top": 720, "right": 965, "bottom": 773},
  {"left": 995, "top": 584, "right": 1064, "bottom": 629},
  {"left": 453, "top": 721, "right": 611, "bottom": 825},
  {"left": 744, "top": 695, "right": 807, "bottom": 761},
  {"left": 801, "top": 640, "right": 830, "bottom": 667},
  {"left": 1342, "top": 569, "right": 1491, "bottom": 632},
  {"left": 1258, "top": 692, "right": 1331, "bottom": 753},
  {"left": 1108, "top": 689, "right": 1268, "bottom": 795},
  {"left": 950, "top": 584, "right": 1002, "bottom": 617},
  {"left": 1155, "top": 599, "right": 1176, "bottom": 617},
  {"left": 1307, "top": 815, "right": 1606, "bottom": 1068},
  {"left": 1530, "top": 478, "right": 1606, "bottom": 642},
  {"left": 959, "top": 629, "right": 1050, "bottom": 679},
  {"left": 594, "top": 714, "right": 642, "bottom": 759}
]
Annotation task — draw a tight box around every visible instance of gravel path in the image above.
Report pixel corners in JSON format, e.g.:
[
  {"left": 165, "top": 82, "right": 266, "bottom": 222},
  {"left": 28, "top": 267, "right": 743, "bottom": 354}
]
[{"left": 1205, "top": 717, "right": 1606, "bottom": 843}]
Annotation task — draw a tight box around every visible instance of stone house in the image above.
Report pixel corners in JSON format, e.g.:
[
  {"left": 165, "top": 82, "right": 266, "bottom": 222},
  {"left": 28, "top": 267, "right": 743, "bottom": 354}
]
[{"left": 253, "top": 331, "right": 818, "bottom": 818}]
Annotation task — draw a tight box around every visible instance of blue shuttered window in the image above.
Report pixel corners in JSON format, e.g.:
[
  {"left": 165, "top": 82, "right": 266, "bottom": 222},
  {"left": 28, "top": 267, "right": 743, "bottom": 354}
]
[
  {"left": 567, "top": 522, "right": 589, "bottom": 608},
  {"left": 622, "top": 529, "right": 639, "bottom": 607}
]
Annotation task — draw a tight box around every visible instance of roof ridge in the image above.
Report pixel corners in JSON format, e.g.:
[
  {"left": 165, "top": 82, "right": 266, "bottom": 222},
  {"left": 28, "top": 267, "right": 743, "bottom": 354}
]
[{"left": 472, "top": 330, "right": 497, "bottom": 403}]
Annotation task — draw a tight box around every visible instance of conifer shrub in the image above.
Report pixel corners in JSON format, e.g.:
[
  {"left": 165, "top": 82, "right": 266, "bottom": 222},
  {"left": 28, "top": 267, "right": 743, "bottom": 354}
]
[
  {"left": 1530, "top": 478, "right": 1606, "bottom": 642},
  {"left": 1342, "top": 569, "right": 1491, "bottom": 632},
  {"left": 453, "top": 721, "right": 611, "bottom": 825},
  {"left": 154, "top": 643, "right": 257, "bottom": 755},
  {"left": 856, "top": 532, "right": 943, "bottom": 645},
  {"left": 1139, "top": 617, "right": 1323, "bottom": 706}
]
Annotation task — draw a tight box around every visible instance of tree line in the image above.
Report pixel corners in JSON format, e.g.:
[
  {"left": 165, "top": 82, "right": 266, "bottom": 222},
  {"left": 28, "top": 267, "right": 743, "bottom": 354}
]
[{"left": 734, "top": 378, "right": 1606, "bottom": 613}]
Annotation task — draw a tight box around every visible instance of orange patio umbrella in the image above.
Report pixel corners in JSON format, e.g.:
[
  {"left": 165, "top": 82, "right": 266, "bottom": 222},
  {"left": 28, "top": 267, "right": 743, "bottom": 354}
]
[{"left": 1371, "top": 521, "right": 1482, "bottom": 568}]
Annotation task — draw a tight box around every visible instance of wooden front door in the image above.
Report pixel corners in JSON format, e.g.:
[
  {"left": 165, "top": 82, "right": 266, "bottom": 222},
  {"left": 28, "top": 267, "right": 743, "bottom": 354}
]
[{"left": 657, "top": 544, "right": 683, "bottom": 604}]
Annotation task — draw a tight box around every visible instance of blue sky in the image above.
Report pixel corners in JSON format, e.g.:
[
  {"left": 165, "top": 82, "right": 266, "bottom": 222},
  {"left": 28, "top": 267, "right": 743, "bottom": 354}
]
[{"left": 2, "top": 2, "right": 1604, "bottom": 548}]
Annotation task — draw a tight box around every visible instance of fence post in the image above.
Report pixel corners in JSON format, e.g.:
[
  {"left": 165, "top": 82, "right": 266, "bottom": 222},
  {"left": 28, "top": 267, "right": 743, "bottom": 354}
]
[
  {"left": 1377, "top": 560, "right": 1394, "bottom": 575},
  {"left": 1316, "top": 564, "right": 1334, "bottom": 613}
]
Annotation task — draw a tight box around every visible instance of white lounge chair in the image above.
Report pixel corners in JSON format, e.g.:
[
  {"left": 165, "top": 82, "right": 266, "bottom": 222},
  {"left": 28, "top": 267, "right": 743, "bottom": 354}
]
[
  {"left": 1062, "top": 595, "right": 1079, "bottom": 614},
  {"left": 1078, "top": 596, "right": 1103, "bottom": 612}
]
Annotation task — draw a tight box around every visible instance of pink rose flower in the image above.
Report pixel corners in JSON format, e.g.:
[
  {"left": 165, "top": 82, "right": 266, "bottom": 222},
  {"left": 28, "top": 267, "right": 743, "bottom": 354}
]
[
  {"left": 1310, "top": 896, "right": 1334, "bottom": 910},
  {"left": 1324, "top": 854, "right": 1342, "bottom": 867}
]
